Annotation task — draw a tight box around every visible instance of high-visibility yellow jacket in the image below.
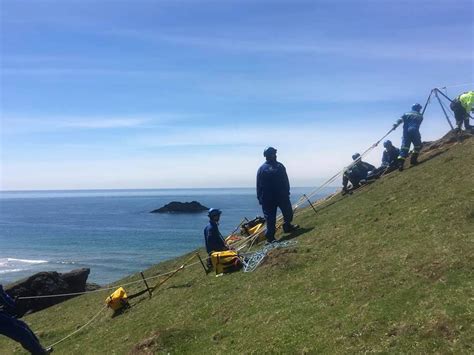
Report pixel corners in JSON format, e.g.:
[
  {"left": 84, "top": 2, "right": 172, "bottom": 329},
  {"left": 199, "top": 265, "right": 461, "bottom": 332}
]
[{"left": 459, "top": 91, "right": 474, "bottom": 112}]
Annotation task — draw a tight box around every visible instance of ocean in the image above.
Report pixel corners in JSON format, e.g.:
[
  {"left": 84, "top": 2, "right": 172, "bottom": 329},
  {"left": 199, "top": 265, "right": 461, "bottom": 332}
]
[{"left": 0, "top": 187, "right": 333, "bottom": 285}]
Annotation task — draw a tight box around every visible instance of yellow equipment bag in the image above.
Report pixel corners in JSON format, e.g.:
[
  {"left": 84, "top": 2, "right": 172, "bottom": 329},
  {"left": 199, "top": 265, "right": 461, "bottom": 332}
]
[
  {"left": 211, "top": 250, "right": 242, "bottom": 275},
  {"left": 105, "top": 287, "right": 129, "bottom": 311},
  {"left": 241, "top": 216, "right": 266, "bottom": 243}
]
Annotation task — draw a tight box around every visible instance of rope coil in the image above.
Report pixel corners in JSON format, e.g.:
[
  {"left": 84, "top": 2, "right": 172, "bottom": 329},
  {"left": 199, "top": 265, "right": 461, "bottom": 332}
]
[{"left": 243, "top": 240, "right": 298, "bottom": 272}]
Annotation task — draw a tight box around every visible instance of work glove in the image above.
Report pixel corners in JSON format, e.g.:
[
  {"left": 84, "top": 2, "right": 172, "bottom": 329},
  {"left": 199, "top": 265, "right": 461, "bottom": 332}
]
[{"left": 393, "top": 119, "right": 402, "bottom": 130}]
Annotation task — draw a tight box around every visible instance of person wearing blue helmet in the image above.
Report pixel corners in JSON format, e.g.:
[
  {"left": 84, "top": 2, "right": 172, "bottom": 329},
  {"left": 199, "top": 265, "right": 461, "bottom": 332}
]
[
  {"left": 342, "top": 153, "right": 376, "bottom": 193},
  {"left": 381, "top": 140, "right": 400, "bottom": 172},
  {"left": 256, "top": 147, "right": 299, "bottom": 243},
  {"left": 393, "top": 103, "right": 424, "bottom": 171},
  {"left": 368, "top": 140, "right": 401, "bottom": 179},
  {"left": 203, "top": 208, "right": 229, "bottom": 257},
  {"left": 0, "top": 284, "right": 52, "bottom": 354}
]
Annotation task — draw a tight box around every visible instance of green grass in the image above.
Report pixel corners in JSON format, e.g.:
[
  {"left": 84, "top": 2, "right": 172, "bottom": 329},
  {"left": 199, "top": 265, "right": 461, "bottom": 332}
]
[{"left": 1, "top": 137, "right": 473, "bottom": 354}]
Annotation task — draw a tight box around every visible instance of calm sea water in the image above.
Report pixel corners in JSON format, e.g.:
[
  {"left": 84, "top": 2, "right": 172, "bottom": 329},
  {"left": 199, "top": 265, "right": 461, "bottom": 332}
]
[{"left": 0, "top": 187, "right": 333, "bottom": 285}]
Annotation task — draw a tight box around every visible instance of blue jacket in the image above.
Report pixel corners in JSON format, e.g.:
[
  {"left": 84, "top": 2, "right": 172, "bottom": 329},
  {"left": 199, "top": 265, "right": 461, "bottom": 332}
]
[
  {"left": 349, "top": 161, "right": 375, "bottom": 180},
  {"left": 204, "top": 221, "right": 227, "bottom": 255},
  {"left": 401, "top": 111, "right": 423, "bottom": 133},
  {"left": 382, "top": 146, "right": 400, "bottom": 166},
  {"left": 256, "top": 160, "right": 290, "bottom": 204},
  {"left": 0, "top": 285, "right": 16, "bottom": 316}
]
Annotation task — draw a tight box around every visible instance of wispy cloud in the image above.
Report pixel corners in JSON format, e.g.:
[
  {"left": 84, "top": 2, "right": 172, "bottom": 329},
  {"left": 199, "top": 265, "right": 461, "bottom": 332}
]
[
  {"left": 0, "top": 68, "right": 173, "bottom": 76},
  {"left": 1, "top": 110, "right": 451, "bottom": 191},
  {"left": 105, "top": 29, "right": 473, "bottom": 62},
  {"left": 1, "top": 114, "right": 192, "bottom": 134},
  {"left": 59, "top": 118, "right": 149, "bottom": 129}
]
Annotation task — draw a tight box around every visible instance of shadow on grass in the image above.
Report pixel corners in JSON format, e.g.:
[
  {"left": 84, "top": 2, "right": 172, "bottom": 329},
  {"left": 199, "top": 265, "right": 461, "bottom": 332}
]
[
  {"left": 416, "top": 149, "right": 449, "bottom": 167},
  {"left": 111, "top": 303, "right": 131, "bottom": 318},
  {"left": 278, "top": 227, "right": 314, "bottom": 242},
  {"left": 167, "top": 281, "right": 193, "bottom": 289}
]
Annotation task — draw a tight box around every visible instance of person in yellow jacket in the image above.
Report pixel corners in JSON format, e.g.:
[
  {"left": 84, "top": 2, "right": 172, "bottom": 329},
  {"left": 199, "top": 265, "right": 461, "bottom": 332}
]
[{"left": 450, "top": 91, "right": 474, "bottom": 132}]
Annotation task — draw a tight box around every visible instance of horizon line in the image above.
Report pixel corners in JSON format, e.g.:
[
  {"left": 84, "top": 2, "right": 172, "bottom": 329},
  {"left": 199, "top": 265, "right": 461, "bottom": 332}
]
[{"left": 0, "top": 185, "right": 339, "bottom": 193}]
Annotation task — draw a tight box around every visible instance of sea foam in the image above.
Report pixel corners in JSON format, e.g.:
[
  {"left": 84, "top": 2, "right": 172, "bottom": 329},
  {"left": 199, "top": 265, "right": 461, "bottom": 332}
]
[{"left": 7, "top": 258, "right": 48, "bottom": 264}]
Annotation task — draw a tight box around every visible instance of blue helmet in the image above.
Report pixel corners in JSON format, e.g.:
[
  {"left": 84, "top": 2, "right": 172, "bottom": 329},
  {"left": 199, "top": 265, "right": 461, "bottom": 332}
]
[
  {"left": 411, "top": 103, "right": 422, "bottom": 112},
  {"left": 352, "top": 153, "right": 361, "bottom": 161},
  {"left": 263, "top": 146, "right": 277, "bottom": 157},
  {"left": 208, "top": 208, "right": 222, "bottom": 218},
  {"left": 383, "top": 140, "right": 392, "bottom": 148}
]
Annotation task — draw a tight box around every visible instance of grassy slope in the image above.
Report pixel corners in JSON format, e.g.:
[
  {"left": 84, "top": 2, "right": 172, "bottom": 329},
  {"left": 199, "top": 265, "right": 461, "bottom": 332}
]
[{"left": 1, "top": 137, "right": 473, "bottom": 354}]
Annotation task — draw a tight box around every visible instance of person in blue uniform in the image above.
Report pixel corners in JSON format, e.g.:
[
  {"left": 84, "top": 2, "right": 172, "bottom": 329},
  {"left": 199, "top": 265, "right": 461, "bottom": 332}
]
[
  {"left": 0, "top": 284, "right": 52, "bottom": 354},
  {"left": 380, "top": 140, "right": 400, "bottom": 172},
  {"left": 394, "top": 103, "right": 424, "bottom": 171},
  {"left": 203, "top": 208, "right": 229, "bottom": 256},
  {"left": 368, "top": 140, "right": 400, "bottom": 179},
  {"left": 256, "top": 147, "right": 299, "bottom": 243},
  {"left": 342, "top": 153, "right": 376, "bottom": 193}
]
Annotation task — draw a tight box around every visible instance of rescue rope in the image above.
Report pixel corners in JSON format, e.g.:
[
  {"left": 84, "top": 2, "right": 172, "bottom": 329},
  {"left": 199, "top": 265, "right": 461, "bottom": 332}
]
[
  {"left": 234, "top": 126, "right": 393, "bottom": 252},
  {"left": 46, "top": 304, "right": 108, "bottom": 348},
  {"left": 149, "top": 254, "right": 197, "bottom": 293},
  {"left": 242, "top": 240, "right": 298, "bottom": 272},
  {"left": 13, "top": 85, "right": 469, "bottom": 352},
  {"left": 17, "top": 259, "right": 203, "bottom": 300}
]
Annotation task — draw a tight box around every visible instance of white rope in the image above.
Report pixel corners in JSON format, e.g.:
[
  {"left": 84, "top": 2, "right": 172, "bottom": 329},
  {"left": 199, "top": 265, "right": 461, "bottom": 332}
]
[
  {"left": 234, "top": 126, "right": 391, "bottom": 253},
  {"left": 18, "top": 260, "right": 203, "bottom": 300},
  {"left": 47, "top": 304, "right": 108, "bottom": 348},
  {"left": 242, "top": 240, "right": 298, "bottom": 272}
]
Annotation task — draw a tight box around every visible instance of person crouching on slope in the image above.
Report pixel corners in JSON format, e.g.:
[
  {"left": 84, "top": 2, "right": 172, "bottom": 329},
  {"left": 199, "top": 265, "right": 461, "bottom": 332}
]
[
  {"left": 256, "top": 147, "right": 299, "bottom": 243},
  {"left": 204, "top": 208, "right": 230, "bottom": 266},
  {"left": 342, "top": 153, "right": 376, "bottom": 193},
  {"left": 393, "top": 103, "right": 424, "bottom": 171},
  {"left": 450, "top": 91, "right": 474, "bottom": 133},
  {"left": 0, "top": 284, "right": 52, "bottom": 354},
  {"left": 378, "top": 140, "right": 400, "bottom": 175}
]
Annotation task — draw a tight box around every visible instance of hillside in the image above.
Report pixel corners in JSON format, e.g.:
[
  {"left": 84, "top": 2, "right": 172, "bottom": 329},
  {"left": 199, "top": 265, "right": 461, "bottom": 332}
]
[{"left": 1, "top": 133, "right": 473, "bottom": 354}]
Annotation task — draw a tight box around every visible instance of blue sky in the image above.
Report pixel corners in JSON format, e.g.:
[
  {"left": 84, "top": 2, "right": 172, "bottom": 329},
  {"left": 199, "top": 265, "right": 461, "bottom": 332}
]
[{"left": 1, "top": 0, "right": 473, "bottom": 190}]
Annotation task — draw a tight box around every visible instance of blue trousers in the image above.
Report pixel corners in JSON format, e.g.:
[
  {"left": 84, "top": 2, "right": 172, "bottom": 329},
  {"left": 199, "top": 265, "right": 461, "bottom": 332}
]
[
  {"left": 0, "top": 311, "right": 47, "bottom": 354},
  {"left": 262, "top": 198, "right": 293, "bottom": 242},
  {"left": 399, "top": 129, "right": 422, "bottom": 159}
]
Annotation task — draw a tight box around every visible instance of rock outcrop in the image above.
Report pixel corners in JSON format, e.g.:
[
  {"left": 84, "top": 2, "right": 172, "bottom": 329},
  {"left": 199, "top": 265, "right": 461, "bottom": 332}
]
[
  {"left": 150, "top": 201, "right": 208, "bottom": 213},
  {"left": 5, "top": 268, "right": 98, "bottom": 315}
]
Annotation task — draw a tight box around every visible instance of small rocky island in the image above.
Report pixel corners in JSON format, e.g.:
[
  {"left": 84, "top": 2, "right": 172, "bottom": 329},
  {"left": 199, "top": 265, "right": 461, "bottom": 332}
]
[{"left": 150, "top": 201, "right": 209, "bottom": 213}]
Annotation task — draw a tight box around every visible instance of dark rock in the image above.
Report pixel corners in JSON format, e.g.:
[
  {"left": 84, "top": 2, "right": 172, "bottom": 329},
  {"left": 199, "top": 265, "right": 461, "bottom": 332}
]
[
  {"left": 150, "top": 201, "right": 208, "bottom": 214},
  {"left": 5, "top": 268, "right": 95, "bottom": 315}
]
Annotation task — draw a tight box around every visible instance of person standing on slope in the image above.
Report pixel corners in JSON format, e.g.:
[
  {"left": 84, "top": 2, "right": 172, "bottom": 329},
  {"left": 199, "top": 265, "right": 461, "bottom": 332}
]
[
  {"left": 0, "top": 284, "right": 52, "bottom": 354},
  {"left": 256, "top": 147, "right": 299, "bottom": 243},
  {"left": 450, "top": 91, "right": 474, "bottom": 133},
  {"left": 393, "top": 103, "right": 424, "bottom": 171}
]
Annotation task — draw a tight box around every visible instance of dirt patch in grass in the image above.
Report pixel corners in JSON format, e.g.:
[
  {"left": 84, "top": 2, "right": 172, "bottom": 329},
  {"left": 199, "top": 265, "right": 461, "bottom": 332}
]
[
  {"left": 422, "top": 314, "right": 459, "bottom": 341},
  {"left": 129, "top": 332, "right": 163, "bottom": 354},
  {"left": 386, "top": 322, "right": 418, "bottom": 337},
  {"left": 413, "top": 260, "right": 449, "bottom": 282},
  {"left": 260, "top": 248, "right": 299, "bottom": 269},
  {"left": 422, "top": 130, "right": 472, "bottom": 153}
]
